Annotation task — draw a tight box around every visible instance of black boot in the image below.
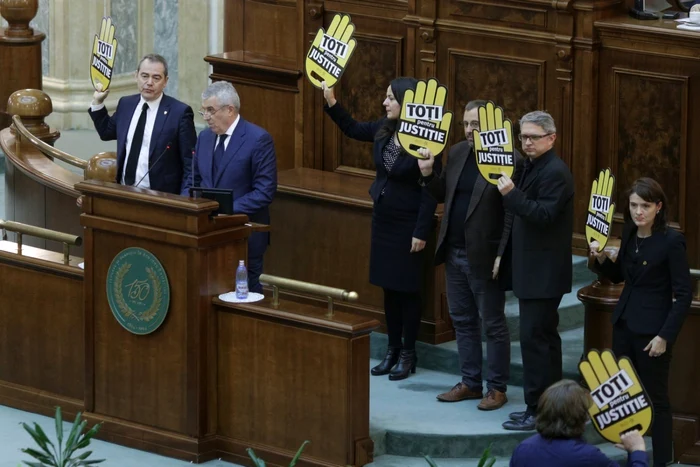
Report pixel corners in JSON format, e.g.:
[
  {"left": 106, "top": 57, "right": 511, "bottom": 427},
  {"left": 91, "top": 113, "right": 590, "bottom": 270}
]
[
  {"left": 389, "top": 349, "right": 417, "bottom": 381},
  {"left": 371, "top": 347, "right": 401, "bottom": 376}
]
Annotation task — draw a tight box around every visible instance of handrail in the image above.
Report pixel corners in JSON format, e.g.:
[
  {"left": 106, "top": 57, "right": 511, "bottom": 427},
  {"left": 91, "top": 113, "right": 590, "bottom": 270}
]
[
  {"left": 0, "top": 219, "right": 82, "bottom": 265},
  {"left": 692, "top": 269, "right": 700, "bottom": 300},
  {"left": 259, "top": 274, "right": 359, "bottom": 317},
  {"left": 12, "top": 115, "right": 88, "bottom": 171}
]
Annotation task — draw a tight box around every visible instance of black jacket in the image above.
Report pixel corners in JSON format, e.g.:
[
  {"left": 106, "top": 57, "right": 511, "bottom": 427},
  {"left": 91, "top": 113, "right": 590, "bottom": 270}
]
[
  {"left": 423, "top": 141, "right": 523, "bottom": 281},
  {"left": 502, "top": 149, "right": 574, "bottom": 299},
  {"left": 598, "top": 223, "right": 692, "bottom": 343}
]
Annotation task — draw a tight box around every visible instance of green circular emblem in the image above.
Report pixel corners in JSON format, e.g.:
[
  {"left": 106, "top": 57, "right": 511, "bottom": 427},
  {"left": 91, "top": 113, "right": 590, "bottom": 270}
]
[{"left": 106, "top": 247, "right": 170, "bottom": 335}]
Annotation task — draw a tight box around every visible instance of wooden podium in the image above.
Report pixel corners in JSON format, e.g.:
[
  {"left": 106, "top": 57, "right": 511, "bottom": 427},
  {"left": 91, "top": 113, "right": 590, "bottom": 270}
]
[
  {"left": 78, "top": 180, "right": 250, "bottom": 459},
  {"left": 71, "top": 180, "right": 378, "bottom": 465}
]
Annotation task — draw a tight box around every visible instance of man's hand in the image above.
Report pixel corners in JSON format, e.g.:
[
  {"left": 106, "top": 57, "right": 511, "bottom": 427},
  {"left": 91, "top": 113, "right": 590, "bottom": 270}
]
[
  {"left": 589, "top": 240, "right": 608, "bottom": 264},
  {"left": 92, "top": 82, "right": 109, "bottom": 106},
  {"left": 497, "top": 171, "right": 514, "bottom": 195},
  {"left": 417, "top": 148, "right": 434, "bottom": 176},
  {"left": 410, "top": 237, "right": 426, "bottom": 253},
  {"left": 615, "top": 430, "right": 646, "bottom": 453},
  {"left": 492, "top": 255, "right": 501, "bottom": 280},
  {"left": 643, "top": 336, "right": 667, "bottom": 357},
  {"left": 320, "top": 81, "right": 336, "bottom": 107}
]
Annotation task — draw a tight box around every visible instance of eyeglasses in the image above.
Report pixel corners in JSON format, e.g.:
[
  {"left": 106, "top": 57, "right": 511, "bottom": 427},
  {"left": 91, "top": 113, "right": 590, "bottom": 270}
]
[
  {"left": 461, "top": 120, "right": 480, "bottom": 129},
  {"left": 198, "top": 106, "right": 226, "bottom": 118},
  {"left": 518, "top": 133, "right": 552, "bottom": 143}
]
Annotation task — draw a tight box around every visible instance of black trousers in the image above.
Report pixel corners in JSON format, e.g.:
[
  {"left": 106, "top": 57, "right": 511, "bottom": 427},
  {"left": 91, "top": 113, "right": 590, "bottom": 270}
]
[
  {"left": 519, "top": 297, "right": 563, "bottom": 411},
  {"left": 384, "top": 288, "right": 422, "bottom": 351},
  {"left": 613, "top": 320, "right": 673, "bottom": 466}
]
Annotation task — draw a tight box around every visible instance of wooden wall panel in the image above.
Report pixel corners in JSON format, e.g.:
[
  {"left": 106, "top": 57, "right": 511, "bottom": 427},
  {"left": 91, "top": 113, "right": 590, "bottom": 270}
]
[
  {"left": 243, "top": 1, "right": 298, "bottom": 64},
  {"left": 0, "top": 258, "right": 83, "bottom": 401},
  {"left": 611, "top": 69, "right": 687, "bottom": 229},
  {"left": 445, "top": 0, "right": 549, "bottom": 29},
  {"left": 447, "top": 50, "right": 545, "bottom": 148}
]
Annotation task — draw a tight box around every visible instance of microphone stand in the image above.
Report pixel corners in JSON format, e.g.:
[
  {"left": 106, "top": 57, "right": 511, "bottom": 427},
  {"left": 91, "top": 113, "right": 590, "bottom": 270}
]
[{"left": 134, "top": 143, "right": 172, "bottom": 188}]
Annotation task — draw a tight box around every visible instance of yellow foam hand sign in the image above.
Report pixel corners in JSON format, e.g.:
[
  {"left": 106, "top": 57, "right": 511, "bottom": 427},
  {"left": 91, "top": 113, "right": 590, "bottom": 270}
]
[
  {"left": 579, "top": 349, "right": 653, "bottom": 443},
  {"left": 90, "top": 17, "right": 118, "bottom": 91},
  {"left": 305, "top": 13, "right": 357, "bottom": 89},
  {"left": 586, "top": 168, "right": 616, "bottom": 250},
  {"left": 472, "top": 102, "right": 515, "bottom": 185},
  {"left": 396, "top": 78, "right": 453, "bottom": 159}
]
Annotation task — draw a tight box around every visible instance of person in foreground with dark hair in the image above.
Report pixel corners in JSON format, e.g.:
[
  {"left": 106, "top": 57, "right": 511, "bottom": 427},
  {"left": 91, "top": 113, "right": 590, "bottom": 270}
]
[
  {"left": 321, "top": 78, "right": 440, "bottom": 381},
  {"left": 590, "top": 177, "right": 691, "bottom": 467},
  {"left": 510, "top": 379, "right": 648, "bottom": 467}
]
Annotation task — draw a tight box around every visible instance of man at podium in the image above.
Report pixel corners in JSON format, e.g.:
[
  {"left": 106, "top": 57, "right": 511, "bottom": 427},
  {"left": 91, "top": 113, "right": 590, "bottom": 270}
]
[
  {"left": 88, "top": 54, "right": 197, "bottom": 194},
  {"left": 183, "top": 81, "right": 277, "bottom": 293}
]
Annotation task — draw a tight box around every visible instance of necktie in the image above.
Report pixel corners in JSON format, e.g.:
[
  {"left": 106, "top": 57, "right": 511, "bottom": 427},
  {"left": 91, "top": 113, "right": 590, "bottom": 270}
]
[
  {"left": 212, "top": 133, "right": 229, "bottom": 178},
  {"left": 124, "top": 102, "right": 149, "bottom": 186}
]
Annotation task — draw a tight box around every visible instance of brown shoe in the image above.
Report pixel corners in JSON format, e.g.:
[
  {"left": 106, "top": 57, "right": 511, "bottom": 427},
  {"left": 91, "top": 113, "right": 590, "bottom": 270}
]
[
  {"left": 436, "top": 382, "right": 483, "bottom": 402},
  {"left": 477, "top": 389, "right": 508, "bottom": 411}
]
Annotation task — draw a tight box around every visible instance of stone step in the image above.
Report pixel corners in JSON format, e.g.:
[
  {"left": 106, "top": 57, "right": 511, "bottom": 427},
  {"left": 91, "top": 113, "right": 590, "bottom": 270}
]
[
  {"left": 368, "top": 360, "right": 653, "bottom": 463},
  {"left": 372, "top": 326, "right": 585, "bottom": 388}
]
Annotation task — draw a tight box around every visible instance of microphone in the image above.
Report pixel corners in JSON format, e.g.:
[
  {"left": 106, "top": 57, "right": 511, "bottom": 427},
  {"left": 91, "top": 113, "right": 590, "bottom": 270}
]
[
  {"left": 134, "top": 142, "right": 171, "bottom": 188},
  {"left": 190, "top": 147, "right": 196, "bottom": 197}
]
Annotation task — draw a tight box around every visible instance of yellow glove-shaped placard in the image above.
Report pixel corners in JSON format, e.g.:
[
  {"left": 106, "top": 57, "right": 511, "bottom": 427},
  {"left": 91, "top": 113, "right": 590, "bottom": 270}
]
[
  {"left": 397, "top": 78, "right": 453, "bottom": 159},
  {"left": 586, "top": 168, "right": 616, "bottom": 250},
  {"left": 305, "top": 14, "right": 357, "bottom": 89},
  {"left": 579, "top": 349, "right": 653, "bottom": 443},
  {"left": 90, "top": 17, "right": 118, "bottom": 91},
  {"left": 473, "top": 102, "right": 515, "bottom": 185}
]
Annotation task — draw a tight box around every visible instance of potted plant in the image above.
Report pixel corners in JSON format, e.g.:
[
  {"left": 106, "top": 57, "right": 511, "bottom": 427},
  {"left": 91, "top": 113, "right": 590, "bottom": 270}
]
[
  {"left": 20, "top": 406, "right": 105, "bottom": 466},
  {"left": 247, "top": 440, "right": 310, "bottom": 467}
]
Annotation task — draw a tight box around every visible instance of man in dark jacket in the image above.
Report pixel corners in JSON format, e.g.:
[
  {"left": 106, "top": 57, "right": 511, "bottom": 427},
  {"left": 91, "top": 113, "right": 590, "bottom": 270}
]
[
  {"left": 496, "top": 111, "right": 574, "bottom": 430},
  {"left": 417, "top": 100, "right": 522, "bottom": 411}
]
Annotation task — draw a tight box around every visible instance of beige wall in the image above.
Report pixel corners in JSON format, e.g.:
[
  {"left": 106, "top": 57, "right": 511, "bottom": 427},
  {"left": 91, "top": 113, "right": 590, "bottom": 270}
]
[{"left": 41, "top": 0, "right": 224, "bottom": 130}]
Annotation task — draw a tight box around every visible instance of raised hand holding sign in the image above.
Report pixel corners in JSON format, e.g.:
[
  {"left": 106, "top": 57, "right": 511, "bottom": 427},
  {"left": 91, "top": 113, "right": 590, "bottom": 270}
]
[
  {"left": 586, "top": 169, "right": 616, "bottom": 250},
  {"left": 305, "top": 14, "right": 357, "bottom": 89},
  {"left": 90, "top": 17, "right": 118, "bottom": 92},
  {"left": 473, "top": 102, "right": 515, "bottom": 185},
  {"left": 397, "top": 78, "right": 453, "bottom": 159},
  {"left": 579, "top": 349, "right": 653, "bottom": 443}
]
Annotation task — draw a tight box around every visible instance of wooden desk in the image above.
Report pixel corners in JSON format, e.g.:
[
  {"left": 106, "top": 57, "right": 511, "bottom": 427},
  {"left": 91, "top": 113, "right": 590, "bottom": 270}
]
[{"left": 264, "top": 168, "right": 452, "bottom": 344}]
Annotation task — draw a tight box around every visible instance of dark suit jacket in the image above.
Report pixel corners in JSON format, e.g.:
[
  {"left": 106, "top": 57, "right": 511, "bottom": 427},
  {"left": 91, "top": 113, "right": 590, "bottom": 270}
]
[
  {"left": 510, "top": 433, "right": 648, "bottom": 467},
  {"left": 182, "top": 118, "right": 277, "bottom": 258},
  {"left": 88, "top": 93, "right": 196, "bottom": 195},
  {"left": 597, "top": 223, "right": 692, "bottom": 343},
  {"left": 324, "top": 104, "right": 440, "bottom": 241},
  {"left": 423, "top": 140, "right": 523, "bottom": 281},
  {"left": 502, "top": 148, "right": 574, "bottom": 299}
]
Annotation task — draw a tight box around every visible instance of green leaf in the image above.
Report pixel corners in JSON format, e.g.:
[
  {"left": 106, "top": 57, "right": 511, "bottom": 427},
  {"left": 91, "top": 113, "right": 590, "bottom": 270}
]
[
  {"left": 289, "top": 440, "right": 310, "bottom": 467},
  {"left": 424, "top": 455, "right": 440, "bottom": 467},
  {"left": 21, "top": 422, "right": 55, "bottom": 458},
  {"left": 246, "top": 448, "right": 266, "bottom": 467},
  {"left": 20, "top": 448, "right": 55, "bottom": 464},
  {"left": 483, "top": 459, "right": 496, "bottom": 467},
  {"left": 21, "top": 462, "right": 46, "bottom": 467},
  {"left": 55, "top": 406, "right": 64, "bottom": 450}
]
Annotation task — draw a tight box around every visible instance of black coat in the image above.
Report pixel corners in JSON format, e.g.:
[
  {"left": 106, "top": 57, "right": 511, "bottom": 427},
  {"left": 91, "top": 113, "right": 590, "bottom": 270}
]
[
  {"left": 325, "top": 104, "right": 440, "bottom": 292},
  {"left": 598, "top": 223, "right": 692, "bottom": 343},
  {"left": 502, "top": 149, "right": 574, "bottom": 299},
  {"left": 423, "top": 141, "right": 523, "bottom": 282}
]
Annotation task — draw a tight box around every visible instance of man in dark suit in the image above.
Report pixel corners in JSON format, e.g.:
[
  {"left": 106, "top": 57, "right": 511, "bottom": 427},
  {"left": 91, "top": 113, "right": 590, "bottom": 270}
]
[
  {"left": 181, "top": 81, "right": 277, "bottom": 293},
  {"left": 88, "top": 54, "right": 196, "bottom": 194},
  {"left": 417, "top": 100, "right": 522, "bottom": 411},
  {"left": 496, "top": 111, "right": 574, "bottom": 431}
]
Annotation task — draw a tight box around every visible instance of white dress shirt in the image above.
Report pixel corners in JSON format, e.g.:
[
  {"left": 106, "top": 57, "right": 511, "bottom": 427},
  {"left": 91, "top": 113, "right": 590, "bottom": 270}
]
[
  {"left": 216, "top": 115, "right": 240, "bottom": 152},
  {"left": 92, "top": 93, "right": 163, "bottom": 188}
]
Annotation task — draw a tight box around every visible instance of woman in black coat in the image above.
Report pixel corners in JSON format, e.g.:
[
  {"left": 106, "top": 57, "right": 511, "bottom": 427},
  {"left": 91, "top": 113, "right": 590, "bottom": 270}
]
[
  {"left": 590, "top": 177, "right": 692, "bottom": 467},
  {"left": 321, "top": 77, "right": 441, "bottom": 380}
]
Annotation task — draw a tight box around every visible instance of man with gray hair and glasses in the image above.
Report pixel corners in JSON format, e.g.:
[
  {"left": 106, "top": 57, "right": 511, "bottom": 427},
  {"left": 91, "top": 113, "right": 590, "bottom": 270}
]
[
  {"left": 495, "top": 111, "right": 574, "bottom": 431},
  {"left": 182, "top": 81, "right": 277, "bottom": 293}
]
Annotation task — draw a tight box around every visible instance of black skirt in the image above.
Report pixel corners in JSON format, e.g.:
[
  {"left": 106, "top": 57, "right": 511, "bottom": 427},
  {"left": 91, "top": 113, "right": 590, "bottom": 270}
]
[{"left": 369, "top": 198, "right": 426, "bottom": 293}]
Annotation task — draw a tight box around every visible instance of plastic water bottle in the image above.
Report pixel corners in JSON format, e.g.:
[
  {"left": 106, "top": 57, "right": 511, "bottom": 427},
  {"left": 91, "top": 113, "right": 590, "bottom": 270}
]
[{"left": 235, "top": 260, "right": 249, "bottom": 299}]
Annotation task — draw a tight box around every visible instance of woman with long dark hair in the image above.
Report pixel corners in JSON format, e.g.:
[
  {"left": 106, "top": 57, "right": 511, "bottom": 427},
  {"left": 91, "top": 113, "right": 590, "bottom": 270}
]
[
  {"left": 590, "top": 177, "right": 692, "bottom": 467},
  {"left": 321, "top": 78, "right": 441, "bottom": 380}
]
